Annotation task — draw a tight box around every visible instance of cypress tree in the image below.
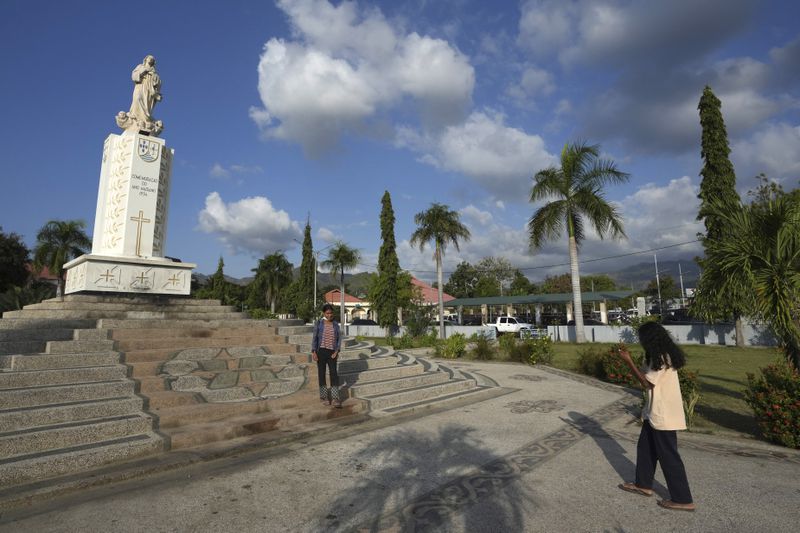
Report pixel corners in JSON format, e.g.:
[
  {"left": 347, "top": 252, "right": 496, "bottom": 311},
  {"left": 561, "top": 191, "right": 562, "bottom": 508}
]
[
  {"left": 210, "top": 256, "right": 226, "bottom": 303},
  {"left": 296, "top": 219, "right": 315, "bottom": 321},
  {"left": 371, "top": 191, "right": 399, "bottom": 329},
  {"left": 695, "top": 86, "right": 745, "bottom": 345},
  {"left": 697, "top": 85, "right": 740, "bottom": 240}
]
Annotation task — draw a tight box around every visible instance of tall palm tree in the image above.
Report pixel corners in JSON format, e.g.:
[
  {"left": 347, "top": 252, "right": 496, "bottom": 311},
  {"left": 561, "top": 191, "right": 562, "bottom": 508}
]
[
  {"left": 528, "top": 142, "right": 629, "bottom": 343},
  {"left": 252, "top": 252, "right": 293, "bottom": 313},
  {"left": 693, "top": 195, "right": 800, "bottom": 368},
  {"left": 410, "top": 203, "right": 471, "bottom": 339},
  {"left": 321, "top": 241, "right": 361, "bottom": 327},
  {"left": 33, "top": 219, "right": 91, "bottom": 298}
]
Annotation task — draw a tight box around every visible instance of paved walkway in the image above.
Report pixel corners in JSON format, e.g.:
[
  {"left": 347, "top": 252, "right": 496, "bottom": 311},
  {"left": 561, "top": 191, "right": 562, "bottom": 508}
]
[{"left": 2, "top": 360, "right": 799, "bottom": 532}]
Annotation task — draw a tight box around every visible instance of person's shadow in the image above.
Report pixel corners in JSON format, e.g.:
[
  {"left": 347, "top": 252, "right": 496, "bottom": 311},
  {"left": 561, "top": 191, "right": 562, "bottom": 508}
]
[
  {"left": 564, "top": 411, "right": 668, "bottom": 497},
  {"left": 318, "top": 424, "right": 533, "bottom": 532}
]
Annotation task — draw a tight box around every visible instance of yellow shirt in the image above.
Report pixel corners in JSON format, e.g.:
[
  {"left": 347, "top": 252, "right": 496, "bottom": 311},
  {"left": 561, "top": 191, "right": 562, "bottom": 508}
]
[{"left": 642, "top": 364, "right": 686, "bottom": 431}]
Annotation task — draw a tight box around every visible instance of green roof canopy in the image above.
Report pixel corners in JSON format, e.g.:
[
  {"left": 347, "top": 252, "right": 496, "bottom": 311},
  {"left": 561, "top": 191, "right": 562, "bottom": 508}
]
[{"left": 443, "top": 290, "right": 636, "bottom": 308}]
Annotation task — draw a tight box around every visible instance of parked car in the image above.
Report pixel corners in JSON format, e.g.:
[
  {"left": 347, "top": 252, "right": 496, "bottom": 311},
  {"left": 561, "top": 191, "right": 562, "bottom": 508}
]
[
  {"left": 494, "top": 316, "right": 533, "bottom": 337},
  {"left": 351, "top": 318, "right": 378, "bottom": 326}
]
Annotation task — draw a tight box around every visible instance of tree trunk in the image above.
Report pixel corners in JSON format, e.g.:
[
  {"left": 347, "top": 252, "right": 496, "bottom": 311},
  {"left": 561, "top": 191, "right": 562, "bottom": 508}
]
[
  {"left": 57, "top": 276, "right": 64, "bottom": 301},
  {"left": 734, "top": 314, "right": 744, "bottom": 347},
  {"left": 340, "top": 268, "right": 346, "bottom": 331},
  {"left": 437, "top": 247, "right": 445, "bottom": 340},
  {"left": 568, "top": 235, "right": 586, "bottom": 343},
  {"left": 270, "top": 297, "right": 276, "bottom": 314}
]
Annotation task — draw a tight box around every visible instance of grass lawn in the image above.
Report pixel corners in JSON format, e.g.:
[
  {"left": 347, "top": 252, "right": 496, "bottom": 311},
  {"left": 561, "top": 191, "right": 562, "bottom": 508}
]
[{"left": 361, "top": 336, "right": 782, "bottom": 438}]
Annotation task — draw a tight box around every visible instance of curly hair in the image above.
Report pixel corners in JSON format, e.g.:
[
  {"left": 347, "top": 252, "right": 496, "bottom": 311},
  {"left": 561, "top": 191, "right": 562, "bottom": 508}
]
[
  {"left": 321, "top": 303, "right": 334, "bottom": 313},
  {"left": 637, "top": 322, "right": 686, "bottom": 370}
]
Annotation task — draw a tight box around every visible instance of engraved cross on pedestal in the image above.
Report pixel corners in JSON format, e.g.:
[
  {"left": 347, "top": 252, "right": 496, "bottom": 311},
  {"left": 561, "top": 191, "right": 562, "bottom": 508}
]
[{"left": 130, "top": 210, "right": 151, "bottom": 257}]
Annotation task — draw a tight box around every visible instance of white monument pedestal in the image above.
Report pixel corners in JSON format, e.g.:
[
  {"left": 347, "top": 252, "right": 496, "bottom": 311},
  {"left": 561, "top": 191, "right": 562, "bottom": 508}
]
[{"left": 65, "top": 131, "right": 194, "bottom": 295}]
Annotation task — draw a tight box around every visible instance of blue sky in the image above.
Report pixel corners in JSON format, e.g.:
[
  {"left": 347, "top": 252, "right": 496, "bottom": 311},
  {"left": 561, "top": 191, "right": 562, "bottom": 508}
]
[{"left": 2, "top": 0, "right": 799, "bottom": 284}]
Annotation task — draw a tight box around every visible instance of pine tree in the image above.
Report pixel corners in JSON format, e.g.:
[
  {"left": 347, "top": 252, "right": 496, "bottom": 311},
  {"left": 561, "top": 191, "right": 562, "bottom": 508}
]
[
  {"left": 697, "top": 85, "right": 739, "bottom": 241},
  {"left": 371, "top": 191, "right": 399, "bottom": 330}
]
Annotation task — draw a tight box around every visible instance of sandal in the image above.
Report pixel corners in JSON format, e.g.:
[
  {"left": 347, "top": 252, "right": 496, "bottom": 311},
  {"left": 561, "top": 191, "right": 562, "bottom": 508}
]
[
  {"left": 657, "top": 500, "right": 696, "bottom": 512},
  {"left": 619, "top": 483, "right": 653, "bottom": 497}
]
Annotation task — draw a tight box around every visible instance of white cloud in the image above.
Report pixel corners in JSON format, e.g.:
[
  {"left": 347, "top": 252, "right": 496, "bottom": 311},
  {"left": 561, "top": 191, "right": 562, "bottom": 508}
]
[
  {"left": 733, "top": 122, "right": 800, "bottom": 180},
  {"left": 506, "top": 65, "right": 556, "bottom": 107},
  {"left": 197, "top": 192, "right": 302, "bottom": 255},
  {"left": 251, "top": 0, "right": 474, "bottom": 155},
  {"left": 317, "top": 227, "right": 337, "bottom": 243},
  {"left": 208, "top": 163, "right": 263, "bottom": 180},
  {"left": 460, "top": 205, "right": 493, "bottom": 226},
  {"left": 397, "top": 110, "right": 555, "bottom": 200}
]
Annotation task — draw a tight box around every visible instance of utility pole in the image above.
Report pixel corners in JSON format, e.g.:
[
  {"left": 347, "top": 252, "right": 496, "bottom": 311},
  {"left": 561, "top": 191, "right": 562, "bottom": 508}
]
[
  {"left": 678, "top": 262, "right": 686, "bottom": 309},
  {"left": 654, "top": 254, "right": 663, "bottom": 318}
]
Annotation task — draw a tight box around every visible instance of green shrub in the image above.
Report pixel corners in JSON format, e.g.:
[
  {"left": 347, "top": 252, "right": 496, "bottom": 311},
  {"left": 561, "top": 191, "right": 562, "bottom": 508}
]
[
  {"left": 438, "top": 333, "right": 467, "bottom": 359},
  {"left": 498, "top": 333, "right": 517, "bottom": 357},
  {"left": 602, "top": 343, "right": 642, "bottom": 387},
  {"left": 527, "top": 336, "right": 554, "bottom": 365},
  {"left": 418, "top": 329, "right": 439, "bottom": 348},
  {"left": 744, "top": 360, "right": 800, "bottom": 448},
  {"left": 470, "top": 331, "right": 494, "bottom": 361},
  {"left": 390, "top": 334, "right": 414, "bottom": 350},
  {"left": 248, "top": 308, "right": 277, "bottom": 319},
  {"left": 576, "top": 346, "right": 607, "bottom": 378},
  {"left": 678, "top": 368, "right": 701, "bottom": 430}
]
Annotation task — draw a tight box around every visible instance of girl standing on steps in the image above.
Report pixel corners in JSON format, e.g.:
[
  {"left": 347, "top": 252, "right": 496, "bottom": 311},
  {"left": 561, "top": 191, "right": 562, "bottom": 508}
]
[
  {"left": 617, "top": 322, "right": 696, "bottom": 512},
  {"left": 312, "top": 304, "right": 342, "bottom": 408}
]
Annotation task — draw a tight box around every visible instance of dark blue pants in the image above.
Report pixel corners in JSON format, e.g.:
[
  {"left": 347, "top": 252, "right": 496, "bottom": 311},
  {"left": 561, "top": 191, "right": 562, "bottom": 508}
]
[{"left": 635, "top": 420, "right": 693, "bottom": 503}]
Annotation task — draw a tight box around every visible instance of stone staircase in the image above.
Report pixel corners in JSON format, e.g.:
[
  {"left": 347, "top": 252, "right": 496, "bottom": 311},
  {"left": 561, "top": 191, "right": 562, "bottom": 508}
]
[{"left": 0, "top": 294, "right": 501, "bottom": 491}]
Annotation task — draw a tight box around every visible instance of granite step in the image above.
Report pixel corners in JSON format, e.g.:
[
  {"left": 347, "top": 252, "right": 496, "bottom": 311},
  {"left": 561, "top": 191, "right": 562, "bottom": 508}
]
[
  {"left": 0, "top": 414, "right": 154, "bottom": 459},
  {"left": 155, "top": 400, "right": 272, "bottom": 428},
  {"left": 0, "top": 380, "right": 136, "bottom": 409},
  {"left": 143, "top": 390, "right": 201, "bottom": 410},
  {"left": 362, "top": 378, "right": 477, "bottom": 411},
  {"left": 0, "top": 396, "right": 144, "bottom": 431},
  {"left": 338, "top": 356, "right": 398, "bottom": 373},
  {"left": 374, "top": 385, "right": 508, "bottom": 417},
  {"left": 348, "top": 371, "right": 451, "bottom": 397},
  {"left": 0, "top": 433, "right": 166, "bottom": 488},
  {"left": 0, "top": 365, "right": 129, "bottom": 390},
  {"left": 98, "top": 319, "right": 270, "bottom": 330},
  {"left": 110, "top": 326, "right": 282, "bottom": 341},
  {"left": 42, "top": 295, "right": 220, "bottom": 306},
  {"left": 164, "top": 402, "right": 364, "bottom": 450},
  {"left": 2, "top": 310, "right": 247, "bottom": 320},
  {"left": 0, "top": 318, "right": 97, "bottom": 330},
  {"left": 338, "top": 363, "right": 424, "bottom": 385},
  {"left": 0, "top": 328, "right": 75, "bottom": 342},
  {"left": 135, "top": 376, "right": 169, "bottom": 393},
  {"left": 46, "top": 339, "right": 116, "bottom": 354},
  {"left": 22, "top": 302, "right": 238, "bottom": 313},
  {"left": 0, "top": 340, "right": 47, "bottom": 355},
  {"left": 114, "top": 335, "right": 290, "bottom": 351},
  {"left": 0, "top": 351, "right": 121, "bottom": 371}
]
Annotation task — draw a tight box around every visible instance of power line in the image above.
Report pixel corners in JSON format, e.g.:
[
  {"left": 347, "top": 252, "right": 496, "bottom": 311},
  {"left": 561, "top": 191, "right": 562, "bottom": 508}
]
[{"left": 355, "top": 239, "right": 702, "bottom": 275}]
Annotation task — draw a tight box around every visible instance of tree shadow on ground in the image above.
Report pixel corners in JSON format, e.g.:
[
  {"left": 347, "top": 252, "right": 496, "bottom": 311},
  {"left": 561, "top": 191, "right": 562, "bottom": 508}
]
[
  {"left": 319, "top": 424, "right": 533, "bottom": 532},
  {"left": 563, "top": 411, "right": 669, "bottom": 497},
  {"left": 696, "top": 380, "right": 745, "bottom": 401},
  {"left": 694, "top": 405, "right": 757, "bottom": 434}
]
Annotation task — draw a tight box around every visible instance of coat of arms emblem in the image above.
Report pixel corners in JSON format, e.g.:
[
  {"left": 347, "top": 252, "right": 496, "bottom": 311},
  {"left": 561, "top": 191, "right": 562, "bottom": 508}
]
[{"left": 137, "top": 139, "right": 160, "bottom": 163}]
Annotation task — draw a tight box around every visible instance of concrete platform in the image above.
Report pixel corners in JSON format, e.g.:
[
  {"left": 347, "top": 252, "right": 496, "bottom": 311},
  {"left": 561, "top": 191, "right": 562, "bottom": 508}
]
[{"left": 1, "top": 359, "right": 797, "bottom": 532}]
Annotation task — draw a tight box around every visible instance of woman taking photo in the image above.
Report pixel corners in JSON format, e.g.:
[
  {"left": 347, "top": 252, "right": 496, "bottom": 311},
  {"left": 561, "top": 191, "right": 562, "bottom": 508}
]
[{"left": 617, "top": 322, "right": 696, "bottom": 512}]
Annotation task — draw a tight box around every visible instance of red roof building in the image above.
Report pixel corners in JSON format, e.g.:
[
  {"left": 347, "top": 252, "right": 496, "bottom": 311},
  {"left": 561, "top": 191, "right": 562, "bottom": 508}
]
[{"left": 411, "top": 277, "right": 455, "bottom": 305}]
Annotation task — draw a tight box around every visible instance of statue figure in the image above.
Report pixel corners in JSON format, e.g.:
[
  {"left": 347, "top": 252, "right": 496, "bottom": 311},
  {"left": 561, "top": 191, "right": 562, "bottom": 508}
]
[{"left": 116, "top": 55, "right": 164, "bottom": 136}]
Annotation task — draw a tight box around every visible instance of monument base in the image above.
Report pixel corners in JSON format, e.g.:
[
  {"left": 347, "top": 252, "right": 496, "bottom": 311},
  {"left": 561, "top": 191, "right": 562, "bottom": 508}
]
[{"left": 64, "top": 254, "right": 195, "bottom": 296}]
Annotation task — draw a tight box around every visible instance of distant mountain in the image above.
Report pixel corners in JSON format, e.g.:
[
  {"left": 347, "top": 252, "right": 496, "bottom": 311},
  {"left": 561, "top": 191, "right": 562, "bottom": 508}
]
[{"left": 603, "top": 259, "right": 700, "bottom": 291}]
